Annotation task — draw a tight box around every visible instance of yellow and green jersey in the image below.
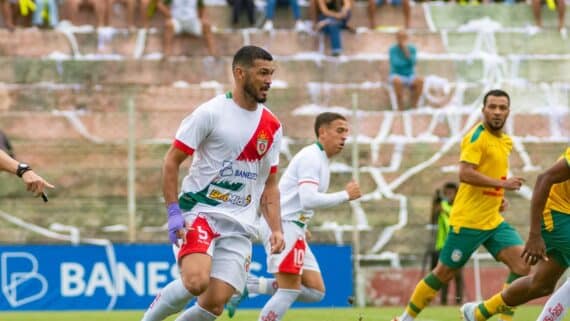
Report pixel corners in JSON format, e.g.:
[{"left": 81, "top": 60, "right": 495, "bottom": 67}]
[
  {"left": 543, "top": 147, "right": 570, "bottom": 231},
  {"left": 450, "top": 123, "right": 512, "bottom": 230}
]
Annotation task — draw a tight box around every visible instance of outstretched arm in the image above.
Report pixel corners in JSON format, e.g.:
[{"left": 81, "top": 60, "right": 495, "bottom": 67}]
[
  {"left": 0, "top": 149, "right": 54, "bottom": 197},
  {"left": 299, "top": 179, "right": 360, "bottom": 210},
  {"left": 458, "top": 161, "right": 524, "bottom": 191}
]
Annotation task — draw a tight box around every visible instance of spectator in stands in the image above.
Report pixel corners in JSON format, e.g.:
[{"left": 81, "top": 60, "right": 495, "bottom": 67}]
[
  {"left": 532, "top": 0, "right": 566, "bottom": 33},
  {"left": 105, "top": 0, "right": 136, "bottom": 29},
  {"left": 0, "top": 129, "right": 14, "bottom": 158},
  {"left": 367, "top": 0, "right": 410, "bottom": 30},
  {"left": 66, "top": 0, "right": 106, "bottom": 27},
  {"left": 388, "top": 29, "right": 423, "bottom": 110},
  {"left": 157, "top": 0, "right": 217, "bottom": 56},
  {"left": 262, "top": 0, "right": 303, "bottom": 31},
  {"left": 142, "top": 0, "right": 159, "bottom": 29},
  {"left": 430, "top": 182, "right": 464, "bottom": 305},
  {"left": 32, "top": 0, "right": 60, "bottom": 28},
  {"left": 227, "top": 0, "right": 255, "bottom": 27},
  {"left": 0, "top": 149, "right": 54, "bottom": 198},
  {"left": 314, "top": 0, "right": 352, "bottom": 56},
  {"left": 1, "top": 0, "right": 34, "bottom": 30}
]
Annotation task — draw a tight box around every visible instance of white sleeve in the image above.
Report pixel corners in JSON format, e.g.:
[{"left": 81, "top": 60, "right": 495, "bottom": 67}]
[
  {"left": 173, "top": 105, "right": 212, "bottom": 155},
  {"left": 299, "top": 183, "right": 349, "bottom": 210},
  {"left": 295, "top": 150, "right": 349, "bottom": 209},
  {"left": 268, "top": 126, "right": 282, "bottom": 172}
]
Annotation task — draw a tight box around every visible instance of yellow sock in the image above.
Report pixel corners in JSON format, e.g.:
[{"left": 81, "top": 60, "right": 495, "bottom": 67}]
[
  {"left": 405, "top": 273, "right": 443, "bottom": 318},
  {"left": 476, "top": 293, "right": 513, "bottom": 321},
  {"left": 498, "top": 273, "right": 521, "bottom": 321}
]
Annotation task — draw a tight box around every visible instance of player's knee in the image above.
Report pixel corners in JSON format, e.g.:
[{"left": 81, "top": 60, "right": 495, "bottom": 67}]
[
  {"left": 181, "top": 275, "right": 209, "bottom": 296},
  {"left": 529, "top": 280, "right": 556, "bottom": 298},
  {"left": 432, "top": 264, "right": 456, "bottom": 283},
  {"left": 200, "top": 302, "right": 224, "bottom": 316},
  {"left": 306, "top": 288, "right": 325, "bottom": 302},
  {"left": 510, "top": 263, "right": 531, "bottom": 277}
]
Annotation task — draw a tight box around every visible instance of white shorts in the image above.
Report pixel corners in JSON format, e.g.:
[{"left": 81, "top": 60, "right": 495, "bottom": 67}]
[
  {"left": 172, "top": 18, "right": 203, "bottom": 36},
  {"left": 173, "top": 212, "right": 252, "bottom": 293},
  {"left": 261, "top": 220, "right": 320, "bottom": 275}
]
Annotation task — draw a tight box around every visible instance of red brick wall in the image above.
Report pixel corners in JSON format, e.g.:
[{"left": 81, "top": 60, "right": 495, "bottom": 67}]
[{"left": 366, "top": 267, "right": 548, "bottom": 306}]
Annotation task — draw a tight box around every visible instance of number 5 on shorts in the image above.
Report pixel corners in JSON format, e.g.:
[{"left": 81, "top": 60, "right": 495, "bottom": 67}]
[{"left": 177, "top": 215, "right": 219, "bottom": 260}]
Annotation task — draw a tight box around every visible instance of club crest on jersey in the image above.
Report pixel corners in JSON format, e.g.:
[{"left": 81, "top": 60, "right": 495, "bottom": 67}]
[{"left": 256, "top": 131, "right": 269, "bottom": 156}]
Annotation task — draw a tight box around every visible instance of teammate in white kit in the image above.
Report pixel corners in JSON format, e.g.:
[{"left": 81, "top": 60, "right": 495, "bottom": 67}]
[
  {"left": 227, "top": 112, "right": 362, "bottom": 321},
  {"left": 535, "top": 278, "right": 569, "bottom": 321},
  {"left": 140, "top": 45, "right": 285, "bottom": 321}
]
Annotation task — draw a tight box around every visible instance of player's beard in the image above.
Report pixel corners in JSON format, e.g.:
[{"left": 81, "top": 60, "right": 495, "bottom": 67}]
[
  {"left": 244, "top": 76, "right": 266, "bottom": 103},
  {"left": 486, "top": 118, "right": 506, "bottom": 131}
]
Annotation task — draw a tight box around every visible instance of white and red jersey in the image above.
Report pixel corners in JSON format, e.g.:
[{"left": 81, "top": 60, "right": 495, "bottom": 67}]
[
  {"left": 173, "top": 92, "right": 282, "bottom": 236},
  {"left": 279, "top": 142, "right": 348, "bottom": 224}
]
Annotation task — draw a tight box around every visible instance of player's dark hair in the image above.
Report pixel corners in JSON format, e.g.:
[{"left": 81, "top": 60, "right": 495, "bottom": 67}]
[
  {"left": 483, "top": 89, "right": 510, "bottom": 107},
  {"left": 232, "top": 46, "right": 273, "bottom": 71},
  {"left": 443, "top": 182, "right": 458, "bottom": 190},
  {"left": 314, "top": 112, "right": 346, "bottom": 138}
]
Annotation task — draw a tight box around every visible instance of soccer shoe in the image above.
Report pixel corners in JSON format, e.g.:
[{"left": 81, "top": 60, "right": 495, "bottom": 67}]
[
  {"left": 262, "top": 20, "right": 274, "bottom": 31},
  {"left": 460, "top": 302, "right": 479, "bottom": 321},
  {"left": 226, "top": 287, "right": 248, "bottom": 318}
]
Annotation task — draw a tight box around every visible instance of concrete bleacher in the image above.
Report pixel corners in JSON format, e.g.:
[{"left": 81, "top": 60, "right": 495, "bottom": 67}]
[{"left": 0, "top": 2, "right": 568, "bottom": 261}]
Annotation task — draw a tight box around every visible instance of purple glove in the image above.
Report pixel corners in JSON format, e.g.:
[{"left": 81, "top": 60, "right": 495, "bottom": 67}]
[{"left": 167, "top": 203, "right": 185, "bottom": 245}]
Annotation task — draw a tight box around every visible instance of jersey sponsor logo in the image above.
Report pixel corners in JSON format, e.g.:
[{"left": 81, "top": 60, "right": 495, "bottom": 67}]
[
  {"left": 208, "top": 189, "right": 252, "bottom": 207},
  {"left": 483, "top": 176, "right": 506, "bottom": 197},
  {"left": 256, "top": 131, "right": 269, "bottom": 156},
  {"left": 219, "top": 161, "right": 258, "bottom": 180},
  {"left": 234, "top": 169, "right": 257, "bottom": 180},
  {"left": 219, "top": 161, "right": 233, "bottom": 177},
  {"left": 298, "top": 214, "right": 310, "bottom": 223},
  {"left": 1, "top": 252, "right": 48, "bottom": 307}
]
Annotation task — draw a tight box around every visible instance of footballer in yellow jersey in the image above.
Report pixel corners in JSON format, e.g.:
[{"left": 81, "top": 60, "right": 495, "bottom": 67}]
[
  {"left": 394, "top": 90, "right": 530, "bottom": 321},
  {"left": 461, "top": 147, "right": 570, "bottom": 321},
  {"left": 449, "top": 122, "right": 512, "bottom": 230}
]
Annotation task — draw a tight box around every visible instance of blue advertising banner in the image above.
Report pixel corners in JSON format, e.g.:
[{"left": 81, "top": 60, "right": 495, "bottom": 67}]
[{"left": 0, "top": 244, "right": 352, "bottom": 311}]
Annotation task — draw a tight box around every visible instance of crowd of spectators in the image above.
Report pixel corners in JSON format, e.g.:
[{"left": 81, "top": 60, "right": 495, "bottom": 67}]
[{"left": 0, "top": 0, "right": 564, "bottom": 58}]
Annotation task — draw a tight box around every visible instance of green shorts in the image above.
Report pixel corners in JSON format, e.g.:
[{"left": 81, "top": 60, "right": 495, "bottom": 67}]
[
  {"left": 439, "top": 221, "right": 523, "bottom": 269},
  {"left": 542, "top": 210, "right": 570, "bottom": 268}
]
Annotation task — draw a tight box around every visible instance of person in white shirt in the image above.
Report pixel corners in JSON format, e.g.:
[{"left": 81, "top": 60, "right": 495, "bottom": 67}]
[
  {"left": 534, "top": 278, "right": 569, "bottom": 321},
  {"left": 140, "top": 45, "right": 285, "bottom": 321},
  {"left": 156, "top": 0, "right": 217, "bottom": 56},
  {"left": 226, "top": 112, "right": 362, "bottom": 321}
]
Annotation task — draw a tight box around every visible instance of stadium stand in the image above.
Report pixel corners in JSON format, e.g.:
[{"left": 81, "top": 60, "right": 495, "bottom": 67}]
[{"left": 0, "top": 0, "right": 568, "bottom": 305}]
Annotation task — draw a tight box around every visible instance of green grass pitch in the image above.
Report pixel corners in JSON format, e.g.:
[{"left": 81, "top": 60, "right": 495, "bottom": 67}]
[{"left": 1, "top": 306, "right": 545, "bottom": 321}]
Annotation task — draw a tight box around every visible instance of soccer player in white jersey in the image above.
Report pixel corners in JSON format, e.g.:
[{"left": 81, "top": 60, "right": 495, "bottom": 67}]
[
  {"left": 227, "top": 112, "right": 362, "bottom": 321},
  {"left": 534, "top": 278, "right": 570, "bottom": 321},
  {"left": 140, "top": 45, "right": 285, "bottom": 321}
]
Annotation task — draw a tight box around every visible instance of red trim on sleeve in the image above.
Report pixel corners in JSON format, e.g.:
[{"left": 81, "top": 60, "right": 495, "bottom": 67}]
[
  {"left": 173, "top": 139, "right": 195, "bottom": 155},
  {"left": 270, "top": 166, "right": 278, "bottom": 174},
  {"left": 298, "top": 180, "right": 319, "bottom": 186}
]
